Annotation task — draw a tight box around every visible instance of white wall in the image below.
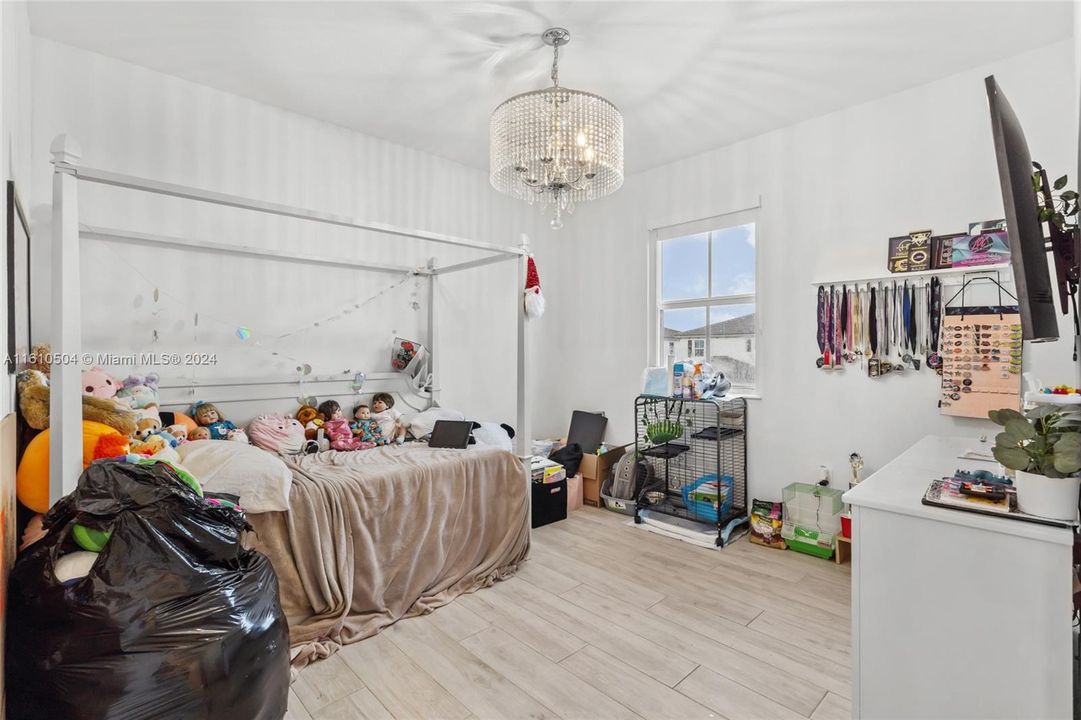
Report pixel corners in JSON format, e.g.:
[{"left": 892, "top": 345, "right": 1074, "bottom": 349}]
[
  {"left": 29, "top": 37, "right": 550, "bottom": 426},
  {"left": 1, "top": 1, "right": 32, "bottom": 415},
  {"left": 538, "top": 40, "right": 1079, "bottom": 500}
]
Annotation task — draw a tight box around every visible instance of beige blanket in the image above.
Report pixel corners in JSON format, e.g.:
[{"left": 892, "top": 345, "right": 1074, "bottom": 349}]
[{"left": 246, "top": 445, "right": 530, "bottom": 668}]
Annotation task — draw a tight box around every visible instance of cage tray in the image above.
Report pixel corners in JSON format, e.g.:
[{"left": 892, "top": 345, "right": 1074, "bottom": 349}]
[
  {"left": 690, "top": 426, "right": 744, "bottom": 441},
  {"left": 639, "top": 493, "right": 744, "bottom": 528},
  {"left": 641, "top": 443, "right": 690, "bottom": 459}
]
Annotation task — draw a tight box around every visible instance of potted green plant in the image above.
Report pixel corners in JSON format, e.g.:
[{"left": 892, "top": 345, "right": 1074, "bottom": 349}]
[{"left": 989, "top": 406, "right": 1081, "bottom": 520}]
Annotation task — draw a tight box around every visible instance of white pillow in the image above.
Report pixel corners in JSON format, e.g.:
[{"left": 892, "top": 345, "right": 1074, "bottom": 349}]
[
  {"left": 471, "top": 422, "right": 513, "bottom": 452},
  {"left": 406, "top": 407, "right": 465, "bottom": 438},
  {"left": 175, "top": 440, "right": 291, "bottom": 513}
]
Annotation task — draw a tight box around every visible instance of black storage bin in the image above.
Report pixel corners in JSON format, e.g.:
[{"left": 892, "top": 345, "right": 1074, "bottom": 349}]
[{"left": 531, "top": 479, "right": 568, "bottom": 528}]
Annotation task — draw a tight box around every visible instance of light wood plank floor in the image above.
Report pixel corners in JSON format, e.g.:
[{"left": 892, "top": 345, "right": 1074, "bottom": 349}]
[{"left": 288, "top": 507, "right": 852, "bottom": 720}]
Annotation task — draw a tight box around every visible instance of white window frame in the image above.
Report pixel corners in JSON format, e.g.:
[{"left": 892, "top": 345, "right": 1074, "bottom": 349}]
[{"left": 649, "top": 209, "right": 760, "bottom": 395}]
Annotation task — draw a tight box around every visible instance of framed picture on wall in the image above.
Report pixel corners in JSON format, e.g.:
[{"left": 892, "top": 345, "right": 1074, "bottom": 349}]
[{"left": 6, "top": 181, "right": 30, "bottom": 375}]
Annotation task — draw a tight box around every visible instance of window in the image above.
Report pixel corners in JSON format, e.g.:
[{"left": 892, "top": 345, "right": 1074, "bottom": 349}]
[{"left": 655, "top": 220, "right": 757, "bottom": 391}]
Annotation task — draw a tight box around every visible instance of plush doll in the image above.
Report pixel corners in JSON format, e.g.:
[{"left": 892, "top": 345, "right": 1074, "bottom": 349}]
[
  {"left": 118, "top": 373, "right": 162, "bottom": 426},
  {"left": 226, "top": 427, "right": 249, "bottom": 444},
  {"left": 118, "top": 373, "right": 160, "bottom": 410},
  {"left": 317, "top": 400, "right": 375, "bottom": 451},
  {"left": 130, "top": 434, "right": 167, "bottom": 456},
  {"left": 296, "top": 405, "right": 325, "bottom": 441},
  {"left": 248, "top": 413, "right": 309, "bottom": 455},
  {"left": 26, "top": 344, "right": 51, "bottom": 376},
  {"left": 371, "top": 393, "right": 407, "bottom": 444},
  {"left": 16, "top": 369, "right": 138, "bottom": 436},
  {"left": 150, "top": 428, "right": 182, "bottom": 449},
  {"left": 351, "top": 404, "right": 385, "bottom": 445},
  {"left": 133, "top": 416, "right": 163, "bottom": 442},
  {"left": 188, "top": 426, "right": 211, "bottom": 441},
  {"left": 191, "top": 401, "right": 237, "bottom": 440},
  {"left": 82, "top": 367, "right": 121, "bottom": 399}
]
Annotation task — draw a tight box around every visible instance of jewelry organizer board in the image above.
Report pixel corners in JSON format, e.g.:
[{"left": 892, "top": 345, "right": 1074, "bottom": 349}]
[{"left": 940, "top": 305, "right": 1021, "bottom": 419}]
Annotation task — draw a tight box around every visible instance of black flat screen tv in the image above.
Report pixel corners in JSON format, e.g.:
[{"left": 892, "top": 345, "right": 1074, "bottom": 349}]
[{"left": 985, "top": 75, "right": 1058, "bottom": 342}]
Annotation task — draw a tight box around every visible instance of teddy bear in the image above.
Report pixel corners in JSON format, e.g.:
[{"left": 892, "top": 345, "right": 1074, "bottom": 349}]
[
  {"left": 133, "top": 416, "right": 162, "bottom": 442},
  {"left": 296, "top": 404, "right": 325, "bottom": 441},
  {"left": 130, "top": 433, "right": 167, "bottom": 456},
  {"left": 16, "top": 369, "right": 138, "bottom": 437},
  {"left": 150, "top": 428, "right": 182, "bottom": 449},
  {"left": 82, "top": 367, "right": 121, "bottom": 399},
  {"left": 26, "top": 344, "right": 51, "bottom": 376}
]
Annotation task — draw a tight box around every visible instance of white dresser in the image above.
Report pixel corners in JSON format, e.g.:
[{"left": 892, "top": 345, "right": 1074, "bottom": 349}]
[{"left": 844, "top": 435, "right": 1074, "bottom": 720}]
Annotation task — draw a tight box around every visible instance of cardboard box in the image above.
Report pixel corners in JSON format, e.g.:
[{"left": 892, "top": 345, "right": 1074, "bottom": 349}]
[{"left": 579, "top": 444, "right": 628, "bottom": 507}]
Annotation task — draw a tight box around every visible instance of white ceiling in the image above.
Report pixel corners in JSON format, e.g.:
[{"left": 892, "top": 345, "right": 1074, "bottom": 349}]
[{"left": 28, "top": 1, "right": 1074, "bottom": 173}]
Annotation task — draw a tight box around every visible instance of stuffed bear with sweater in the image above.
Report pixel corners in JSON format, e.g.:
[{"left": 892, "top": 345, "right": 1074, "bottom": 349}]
[{"left": 17, "top": 369, "right": 137, "bottom": 437}]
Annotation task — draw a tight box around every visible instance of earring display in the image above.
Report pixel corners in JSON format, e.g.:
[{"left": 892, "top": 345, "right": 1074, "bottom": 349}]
[{"left": 939, "top": 306, "right": 1021, "bottom": 419}]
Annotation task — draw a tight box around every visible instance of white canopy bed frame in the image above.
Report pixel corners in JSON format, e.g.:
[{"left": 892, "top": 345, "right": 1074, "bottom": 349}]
[{"left": 48, "top": 134, "right": 533, "bottom": 504}]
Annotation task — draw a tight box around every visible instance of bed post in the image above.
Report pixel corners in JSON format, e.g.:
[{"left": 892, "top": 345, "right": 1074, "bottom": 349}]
[
  {"left": 426, "top": 258, "right": 440, "bottom": 407},
  {"left": 50, "top": 135, "right": 83, "bottom": 501},
  {"left": 516, "top": 235, "right": 531, "bottom": 460}
]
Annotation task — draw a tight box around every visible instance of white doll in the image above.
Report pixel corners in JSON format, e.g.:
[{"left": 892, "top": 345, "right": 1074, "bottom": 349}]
[{"left": 371, "top": 393, "right": 407, "bottom": 444}]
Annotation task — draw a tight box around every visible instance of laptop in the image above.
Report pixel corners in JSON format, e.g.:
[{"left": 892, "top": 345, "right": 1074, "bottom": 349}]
[{"left": 427, "top": 420, "right": 473, "bottom": 449}]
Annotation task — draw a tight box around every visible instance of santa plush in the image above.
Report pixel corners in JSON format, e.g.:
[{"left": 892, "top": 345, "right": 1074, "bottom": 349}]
[{"left": 523, "top": 256, "right": 545, "bottom": 319}]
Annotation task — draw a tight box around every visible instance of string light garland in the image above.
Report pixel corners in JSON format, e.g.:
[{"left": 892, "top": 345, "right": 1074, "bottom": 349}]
[{"left": 86, "top": 242, "right": 423, "bottom": 372}]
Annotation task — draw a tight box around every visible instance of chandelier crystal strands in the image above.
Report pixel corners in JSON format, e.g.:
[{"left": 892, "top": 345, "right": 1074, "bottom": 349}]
[{"left": 489, "top": 28, "right": 624, "bottom": 229}]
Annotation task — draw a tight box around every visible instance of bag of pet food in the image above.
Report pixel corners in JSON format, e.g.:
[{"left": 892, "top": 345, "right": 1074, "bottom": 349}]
[{"left": 749, "top": 498, "right": 787, "bottom": 550}]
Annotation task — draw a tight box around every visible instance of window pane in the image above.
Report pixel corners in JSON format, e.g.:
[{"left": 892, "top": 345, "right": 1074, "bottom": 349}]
[
  {"left": 707, "top": 303, "right": 756, "bottom": 387},
  {"left": 711, "top": 223, "right": 755, "bottom": 296},
  {"left": 661, "top": 307, "right": 707, "bottom": 364},
  {"left": 661, "top": 233, "right": 709, "bottom": 302}
]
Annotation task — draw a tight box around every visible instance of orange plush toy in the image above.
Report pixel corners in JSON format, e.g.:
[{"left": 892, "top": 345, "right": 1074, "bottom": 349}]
[
  {"left": 296, "top": 405, "right": 325, "bottom": 441},
  {"left": 16, "top": 421, "right": 131, "bottom": 512}
]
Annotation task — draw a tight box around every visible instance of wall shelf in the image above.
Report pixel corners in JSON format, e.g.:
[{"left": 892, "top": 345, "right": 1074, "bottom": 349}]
[{"left": 810, "top": 264, "right": 1014, "bottom": 287}]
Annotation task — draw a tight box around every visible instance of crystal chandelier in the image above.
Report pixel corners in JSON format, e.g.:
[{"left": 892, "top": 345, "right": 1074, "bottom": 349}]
[{"left": 490, "top": 28, "right": 624, "bottom": 230}]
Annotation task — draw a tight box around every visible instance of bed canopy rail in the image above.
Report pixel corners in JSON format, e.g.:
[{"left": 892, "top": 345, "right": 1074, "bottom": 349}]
[
  {"left": 155, "top": 371, "right": 434, "bottom": 416},
  {"left": 81, "top": 226, "right": 434, "bottom": 277},
  {"left": 49, "top": 134, "right": 533, "bottom": 504},
  {"left": 53, "top": 155, "right": 523, "bottom": 258}
]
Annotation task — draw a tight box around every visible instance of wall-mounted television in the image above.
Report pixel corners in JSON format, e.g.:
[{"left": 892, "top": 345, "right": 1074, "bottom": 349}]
[{"left": 985, "top": 75, "right": 1059, "bottom": 343}]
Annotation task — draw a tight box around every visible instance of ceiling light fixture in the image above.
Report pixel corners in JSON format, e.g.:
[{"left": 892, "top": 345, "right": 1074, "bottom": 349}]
[{"left": 489, "top": 27, "right": 624, "bottom": 230}]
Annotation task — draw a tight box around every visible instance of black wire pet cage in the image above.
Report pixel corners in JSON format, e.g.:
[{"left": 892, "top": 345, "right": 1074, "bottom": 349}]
[{"left": 633, "top": 395, "right": 748, "bottom": 546}]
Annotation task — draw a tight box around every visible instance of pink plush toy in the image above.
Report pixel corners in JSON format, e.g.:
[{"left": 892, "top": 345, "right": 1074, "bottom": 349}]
[
  {"left": 82, "top": 367, "right": 120, "bottom": 399},
  {"left": 247, "top": 414, "right": 307, "bottom": 455}
]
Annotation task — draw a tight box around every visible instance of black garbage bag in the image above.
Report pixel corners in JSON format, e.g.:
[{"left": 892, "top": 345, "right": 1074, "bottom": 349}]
[
  {"left": 549, "top": 442, "right": 584, "bottom": 478},
  {"left": 6, "top": 459, "right": 289, "bottom": 720}
]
